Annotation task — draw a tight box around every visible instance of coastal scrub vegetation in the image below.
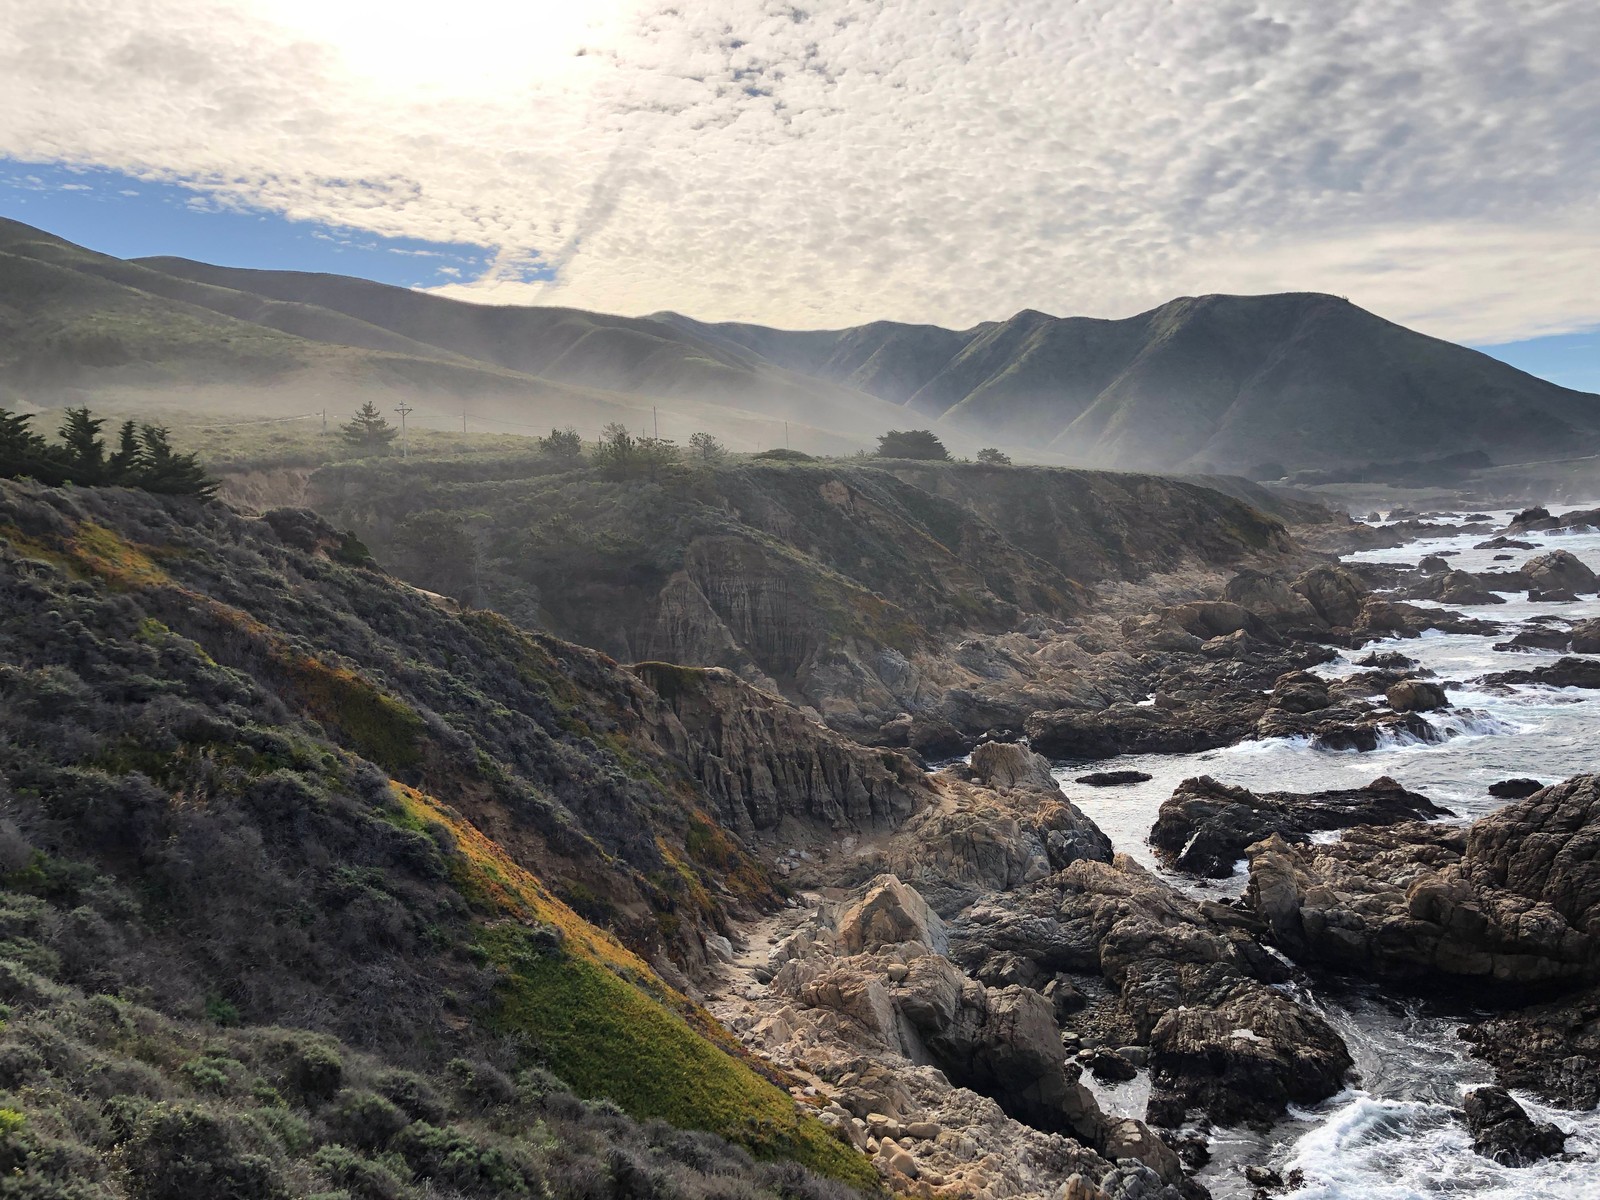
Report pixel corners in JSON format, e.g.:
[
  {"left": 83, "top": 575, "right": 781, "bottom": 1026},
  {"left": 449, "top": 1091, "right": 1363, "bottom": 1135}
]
[{"left": 0, "top": 477, "right": 879, "bottom": 1192}]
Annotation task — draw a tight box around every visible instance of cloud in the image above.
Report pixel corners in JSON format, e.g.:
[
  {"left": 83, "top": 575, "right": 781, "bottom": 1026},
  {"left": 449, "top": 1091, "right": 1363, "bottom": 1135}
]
[{"left": 1, "top": 0, "right": 1597, "bottom": 342}]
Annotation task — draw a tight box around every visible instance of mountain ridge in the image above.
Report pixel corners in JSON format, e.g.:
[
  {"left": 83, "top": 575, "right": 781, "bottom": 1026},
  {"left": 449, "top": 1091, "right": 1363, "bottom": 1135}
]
[{"left": 2, "top": 216, "right": 1594, "bottom": 473}]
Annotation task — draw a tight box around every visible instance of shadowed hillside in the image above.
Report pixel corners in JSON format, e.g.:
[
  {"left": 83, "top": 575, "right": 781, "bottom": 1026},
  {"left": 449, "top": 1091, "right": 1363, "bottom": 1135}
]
[{"left": 0, "top": 477, "right": 901, "bottom": 1189}]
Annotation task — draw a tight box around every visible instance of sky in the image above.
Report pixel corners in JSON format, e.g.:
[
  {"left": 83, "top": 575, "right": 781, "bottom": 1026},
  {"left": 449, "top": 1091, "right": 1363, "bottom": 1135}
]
[{"left": 1, "top": 0, "right": 1597, "bottom": 388}]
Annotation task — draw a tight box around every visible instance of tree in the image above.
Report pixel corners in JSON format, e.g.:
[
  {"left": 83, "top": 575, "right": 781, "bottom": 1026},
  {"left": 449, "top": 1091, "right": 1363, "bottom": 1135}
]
[
  {"left": 688, "top": 432, "right": 726, "bottom": 463},
  {"left": 875, "top": 429, "right": 950, "bottom": 461},
  {"left": 593, "top": 423, "right": 677, "bottom": 478},
  {"left": 340, "top": 402, "right": 398, "bottom": 451},
  {"left": 107, "top": 420, "right": 142, "bottom": 479},
  {"left": 132, "top": 425, "right": 217, "bottom": 497},
  {"left": 57, "top": 407, "right": 108, "bottom": 483},
  {"left": 538, "top": 427, "right": 583, "bottom": 461},
  {"left": 0, "top": 409, "right": 63, "bottom": 484},
  {"left": 976, "top": 447, "right": 1012, "bottom": 465}
]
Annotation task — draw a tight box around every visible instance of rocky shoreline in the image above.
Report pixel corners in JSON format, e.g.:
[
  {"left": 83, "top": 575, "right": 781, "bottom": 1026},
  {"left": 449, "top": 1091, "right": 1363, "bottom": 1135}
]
[{"left": 695, "top": 506, "right": 1599, "bottom": 1196}]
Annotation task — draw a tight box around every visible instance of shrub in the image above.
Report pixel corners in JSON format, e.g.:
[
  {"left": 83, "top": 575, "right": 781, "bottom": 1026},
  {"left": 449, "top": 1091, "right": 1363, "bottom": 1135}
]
[
  {"left": 324, "top": 1090, "right": 409, "bottom": 1150},
  {"left": 122, "top": 1102, "right": 286, "bottom": 1200},
  {"left": 976, "top": 447, "right": 1011, "bottom": 465},
  {"left": 875, "top": 429, "right": 949, "bottom": 460}
]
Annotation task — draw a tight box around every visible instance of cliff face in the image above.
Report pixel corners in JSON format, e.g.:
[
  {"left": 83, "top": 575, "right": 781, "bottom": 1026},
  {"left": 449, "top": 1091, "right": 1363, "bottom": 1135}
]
[{"left": 310, "top": 457, "right": 1311, "bottom": 736}]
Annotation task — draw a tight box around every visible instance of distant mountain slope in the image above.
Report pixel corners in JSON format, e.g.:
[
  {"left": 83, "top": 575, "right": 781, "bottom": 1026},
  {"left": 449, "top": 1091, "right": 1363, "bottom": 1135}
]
[
  {"left": 666, "top": 295, "right": 1600, "bottom": 473},
  {"left": 5, "top": 217, "right": 1595, "bottom": 473}
]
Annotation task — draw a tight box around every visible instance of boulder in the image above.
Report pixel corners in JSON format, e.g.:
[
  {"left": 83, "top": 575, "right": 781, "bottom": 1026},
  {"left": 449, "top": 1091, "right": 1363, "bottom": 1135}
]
[
  {"left": 1488, "top": 779, "right": 1544, "bottom": 799},
  {"left": 1291, "top": 565, "right": 1369, "bottom": 628},
  {"left": 1474, "top": 536, "right": 1537, "bottom": 550},
  {"left": 1461, "top": 1086, "right": 1567, "bottom": 1166},
  {"left": 1223, "top": 570, "right": 1322, "bottom": 629},
  {"left": 1461, "top": 984, "right": 1600, "bottom": 1109},
  {"left": 1528, "top": 588, "right": 1581, "bottom": 603},
  {"left": 1385, "top": 679, "right": 1449, "bottom": 712},
  {"left": 1150, "top": 776, "right": 1450, "bottom": 879},
  {"left": 1520, "top": 549, "right": 1599, "bottom": 594},
  {"left": 971, "top": 741, "right": 1060, "bottom": 791},
  {"left": 837, "top": 876, "right": 949, "bottom": 956}
]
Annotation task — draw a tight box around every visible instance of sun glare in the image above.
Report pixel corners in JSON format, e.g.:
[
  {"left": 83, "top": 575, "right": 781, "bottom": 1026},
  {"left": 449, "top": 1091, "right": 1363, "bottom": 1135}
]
[{"left": 250, "top": 0, "right": 629, "bottom": 92}]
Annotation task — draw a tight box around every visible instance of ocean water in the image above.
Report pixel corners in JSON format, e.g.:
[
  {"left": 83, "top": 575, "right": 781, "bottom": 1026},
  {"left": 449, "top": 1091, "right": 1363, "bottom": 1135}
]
[{"left": 1055, "top": 509, "right": 1600, "bottom": 1198}]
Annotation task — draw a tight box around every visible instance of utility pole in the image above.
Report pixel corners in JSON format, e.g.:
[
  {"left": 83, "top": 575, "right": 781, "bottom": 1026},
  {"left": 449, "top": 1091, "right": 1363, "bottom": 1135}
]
[
  {"left": 394, "top": 402, "right": 413, "bottom": 459},
  {"left": 461, "top": 401, "right": 467, "bottom": 435},
  {"left": 653, "top": 406, "right": 659, "bottom": 439},
  {"left": 784, "top": 421, "right": 789, "bottom": 449},
  {"left": 319, "top": 408, "right": 327, "bottom": 436}
]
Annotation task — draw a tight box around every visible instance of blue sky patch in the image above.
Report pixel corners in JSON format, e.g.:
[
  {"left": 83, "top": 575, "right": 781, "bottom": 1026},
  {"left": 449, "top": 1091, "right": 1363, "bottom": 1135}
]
[
  {"left": 1471, "top": 329, "right": 1600, "bottom": 394},
  {"left": 0, "top": 159, "right": 494, "bottom": 289}
]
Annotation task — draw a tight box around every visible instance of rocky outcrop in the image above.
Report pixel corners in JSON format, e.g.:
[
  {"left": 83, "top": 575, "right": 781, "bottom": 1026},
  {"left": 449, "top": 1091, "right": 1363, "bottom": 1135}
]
[
  {"left": 1406, "top": 569, "right": 1507, "bottom": 606},
  {"left": 631, "top": 661, "right": 928, "bottom": 832},
  {"left": 886, "top": 761, "right": 1113, "bottom": 914},
  {"left": 1519, "top": 549, "right": 1599, "bottom": 594},
  {"left": 1461, "top": 984, "right": 1600, "bottom": 1109},
  {"left": 1076, "top": 770, "right": 1154, "bottom": 787},
  {"left": 1247, "top": 775, "right": 1600, "bottom": 986},
  {"left": 952, "top": 857, "right": 1352, "bottom": 1127},
  {"left": 837, "top": 875, "right": 949, "bottom": 956},
  {"left": 1509, "top": 505, "right": 1600, "bottom": 533},
  {"left": 1477, "top": 657, "right": 1600, "bottom": 690},
  {"left": 1461, "top": 1087, "right": 1567, "bottom": 1166},
  {"left": 737, "top": 875, "right": 1204, "bottom": 1197},
  {"left": 1150, "top": 776, "right": 1451, "bottom": 879}
]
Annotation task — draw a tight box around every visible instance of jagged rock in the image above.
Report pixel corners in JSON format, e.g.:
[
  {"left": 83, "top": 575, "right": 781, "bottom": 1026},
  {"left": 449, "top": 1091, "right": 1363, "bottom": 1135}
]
[
  {"left": 633, "top": 662, "right": 928, "bottom": 832},
  {"left": 1488, "top": 778, "right": 1545, "bottom": 799},
  {"left": 1076, "top": 771, "right": 1154, "bottom": 788},
  {"left": 889, "top": 778, "right": 1113, "bottom": 914},
  {"left": 1461, "top": 1087, "right": 1567, "bottom": 1166},
  {"left": 1418, "top": 555, "right": 1449, "bottom": 573},
  {"left": 952, "top": 857, "right": 1351, "bottom": 1128},
  {"left": 1291, "top": 565, "right": 1369, "bottom": 628},
  {"left": 1247, "top": 774, "right": 1600, "bottom": 985},
  {"left": 1461, "top": 984, "right": 1600, "bottom": 1109},
  {"left": 1223, "top": 570, "right": 1322, "bottom": 629},
  {"left": 1255, "top": 699, "right": 1435, "bottom": 751},
  {"left": 1350, "top": 597, "right": 1500, "bottom": 642},
  {"left": 1478, "top": 657, "right": 1600, "bottom": 690},
  {"left": 837, "top": 876, "right": 948, "bottom": 955},
  {"left": 971, "top": 741, "right": 1061, "bottom": 791},
  {"left": 1528, "top": 588, "right": 1581, "bottom": 603},
  {"left": 1386, "top": 679, "right": 1449, "bottom": 712},
  {"left": 1267, "top": 670, "right": 1330, "bottom": 714},
  {"left": 1520, "top": 549, "right": 1599, "bottom": 594},
  {"left": 1150, "top": 776, "right": 1450, "bottom": 879}
]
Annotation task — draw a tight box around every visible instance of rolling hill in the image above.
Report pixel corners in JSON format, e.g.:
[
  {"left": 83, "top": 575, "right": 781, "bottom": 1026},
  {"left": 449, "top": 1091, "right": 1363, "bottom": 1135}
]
[{"left": 3, "top": 216, "right": 1595, "bottom": 473}]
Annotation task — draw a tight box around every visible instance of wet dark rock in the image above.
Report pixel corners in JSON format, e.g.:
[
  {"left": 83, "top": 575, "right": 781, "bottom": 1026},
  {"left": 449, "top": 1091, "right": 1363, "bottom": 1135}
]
[
  {"left": 1385, "top": 679, "right": 1450, "bottom": 712},
  {"left": 1025, "top": 699, "right": 1261, "bottom": 761},
  {"left": 1255, "top": 701, "right": 1436, "bottom": 751},
  {"left": 1478, "top": 656, "right": 1600, "bottom": 690},
  {"left": 1418, "top": 555, "right": 1449, "bottom": 573},
  {"left": 1243, "top": 1165, "right": 1284, "bottom": 1189},
  {"left": 1356, "top": 651, "right": 1418, "bottom": 669},
  {"left": 1084, "top": 1047, "right": 1139, "bottom": 1082},
  {"left": 1461, "top": 1086, "right": 1567, "bottom": 1166},
  {"left": 1151, "top": 776, "right": 1451, "bottom": 879},
  {"left": 1461, "top": 984, "right": 1600, "bottom": 1109},
  {"left": 1528, "top": 588, "right": 1581, "bottom": 603},
  {"left": 1493, "top": 628, "right": 1573, "bottom": 652},
  {"left": 1076, "top": 770, "right": 1155, "bottom": 787},
  {"left": 1571, "top": 618, "right": 1600, "bottom": 653},
  {"left": 1488, "top": 778, "right": 1545, "bottom": 799},
  {"left": 1475, "top": 536, "right": 1537, "bottom": 550},
  {"left": 1509, "top": 505, "right": 1600, "bottom": 533},
  {"left": 1406, "top": 569, "right": 1507, "bottom": 605}
]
